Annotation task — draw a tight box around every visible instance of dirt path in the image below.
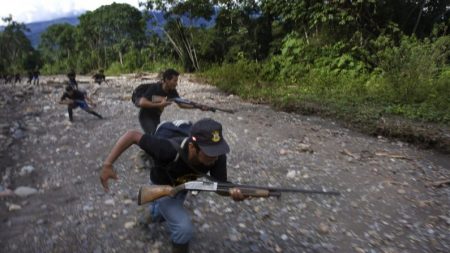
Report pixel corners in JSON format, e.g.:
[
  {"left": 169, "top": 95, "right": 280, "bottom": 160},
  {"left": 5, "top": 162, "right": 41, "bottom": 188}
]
[{"left": 0, "top": 75, "right": 449, "bottom": 253}]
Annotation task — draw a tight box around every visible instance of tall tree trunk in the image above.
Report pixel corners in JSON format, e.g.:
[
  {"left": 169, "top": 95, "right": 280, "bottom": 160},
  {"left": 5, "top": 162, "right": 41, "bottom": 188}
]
[
  {"left": 176, "top": 19, "right": 199, "bottom": 72},
  {"left": 104, "top": 46, "right": 107, "bottom": 68},
  {"left": 412, "top": 0, "right": 426, "bottom": 35},
  {"left": 150, "top": 11, "right": 184, "bottom": 65}
]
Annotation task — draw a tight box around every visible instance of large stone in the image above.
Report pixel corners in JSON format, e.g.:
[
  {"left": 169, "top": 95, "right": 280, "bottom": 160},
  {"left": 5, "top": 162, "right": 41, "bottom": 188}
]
[{"left": 14, "top": 186, "right": 38, "bottom": 197}]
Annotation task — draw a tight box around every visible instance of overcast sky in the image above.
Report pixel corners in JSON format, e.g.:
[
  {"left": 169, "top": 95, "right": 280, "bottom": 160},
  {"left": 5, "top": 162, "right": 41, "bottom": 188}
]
[{"left": 0, "top": 0, "right": 142, "bottom": 25}]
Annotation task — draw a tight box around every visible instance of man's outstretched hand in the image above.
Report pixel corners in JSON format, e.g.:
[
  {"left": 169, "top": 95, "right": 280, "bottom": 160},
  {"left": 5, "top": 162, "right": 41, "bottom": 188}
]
[{"left": 100, "top": 164, "right": 118, "bottom": 192}]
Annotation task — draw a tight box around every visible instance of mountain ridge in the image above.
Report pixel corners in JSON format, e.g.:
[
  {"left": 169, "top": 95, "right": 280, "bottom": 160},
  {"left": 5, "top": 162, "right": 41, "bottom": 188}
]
[
  {"left": 2, "top": 12, "right": 215, "bottom": 48},
  {"left": 25, "top": 16, "right": 80, "bottom": 48}
]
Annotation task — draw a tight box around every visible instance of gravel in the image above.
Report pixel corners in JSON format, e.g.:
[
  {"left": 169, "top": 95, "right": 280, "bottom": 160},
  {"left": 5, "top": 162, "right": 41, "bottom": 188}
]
[{"left": 0, "top": 74, "right": 449, "bottom": 253}]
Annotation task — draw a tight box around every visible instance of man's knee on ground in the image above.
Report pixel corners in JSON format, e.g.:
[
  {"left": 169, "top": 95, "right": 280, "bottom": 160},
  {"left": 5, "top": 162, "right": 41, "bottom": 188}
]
[{"left": 172, "top": 218, "right": 194, "bottom": 244}]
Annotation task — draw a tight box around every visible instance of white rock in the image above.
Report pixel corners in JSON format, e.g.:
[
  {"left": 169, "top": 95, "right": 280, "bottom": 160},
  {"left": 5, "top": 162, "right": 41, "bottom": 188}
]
[
  {"left": 286, "top": 170, "right": 297, "bottom": 178},
  {"left": 279, "top": 148, "right": 288, "bottom": 155},
  {"left": 123, "top": 199, "right": 133, "bottom": 205},
  {"left": 193, "top": 209, "right": 203, "bottom": 218},
  {"left": 124, "top": 221, "right": 135, "bottom": 229},
  {"left": 83, "top": 205, "right": 94, "bottom": 212},
  {"left": 19, "top": 165, "right": 35, "bottom": 176},
  {"left": 104, "top": 199, "right": 115, "bottom": 205},
  {"left": 9, "top": 204, "right": 22, "bottom": 211},
  {"left": 439, "top": 216, "right": 450, "bottom": 225},
  {"left": 14, "top": 186, "right": 38, "bottom": 197}
]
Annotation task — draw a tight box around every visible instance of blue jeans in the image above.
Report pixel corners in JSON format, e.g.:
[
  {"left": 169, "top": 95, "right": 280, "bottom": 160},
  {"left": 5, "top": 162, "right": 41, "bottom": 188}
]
[
  {"left": 149, "top": 191, "right": 194, "bottom": 244},
  {"left": 74, "top": 100, "right": 89, "bottom": 110}
]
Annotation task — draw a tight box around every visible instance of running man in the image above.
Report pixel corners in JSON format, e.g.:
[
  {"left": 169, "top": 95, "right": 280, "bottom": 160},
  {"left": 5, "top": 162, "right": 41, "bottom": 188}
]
[{"left": 59, "top": 86, "right": 103, "bottom": 122}]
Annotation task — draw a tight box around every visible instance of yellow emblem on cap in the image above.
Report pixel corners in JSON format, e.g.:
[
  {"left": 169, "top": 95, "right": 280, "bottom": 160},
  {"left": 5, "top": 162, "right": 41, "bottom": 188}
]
[{"left": 211, "top": 130, "right": 220, "bottom": 142}]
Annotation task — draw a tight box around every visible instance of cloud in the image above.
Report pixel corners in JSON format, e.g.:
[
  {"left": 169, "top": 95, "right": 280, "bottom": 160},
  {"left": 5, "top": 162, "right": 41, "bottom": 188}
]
[{"left": 0, "top": 0, "right": 141, "bottom": 25}]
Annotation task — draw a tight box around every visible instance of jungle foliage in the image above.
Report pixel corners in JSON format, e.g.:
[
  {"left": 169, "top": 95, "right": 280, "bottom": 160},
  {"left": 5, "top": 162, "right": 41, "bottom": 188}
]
[{"left": 0, "top": 0, "right": 449, "bottom": 125}]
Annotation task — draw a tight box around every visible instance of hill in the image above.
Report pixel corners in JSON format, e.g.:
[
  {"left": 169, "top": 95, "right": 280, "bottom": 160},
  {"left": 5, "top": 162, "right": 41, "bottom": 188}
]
[
  {"left": 24, "top": 16, "right": 80, "bottom": 48},
  {"left": 3, "top": 11, "right": 216, "bottom": 48}
]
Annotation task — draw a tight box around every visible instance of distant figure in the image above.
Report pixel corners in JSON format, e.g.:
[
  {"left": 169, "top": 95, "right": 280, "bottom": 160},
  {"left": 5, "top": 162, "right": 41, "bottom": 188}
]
[
  {"left": 92, "top": 69, "right": 107, "bottom": 85},
  {"left": 14, "top": 73, "right": 21, "bottom": 84},
  {"left": 27, "top": 71, "right": 33, "bottom": 84},
  {"left": 59, "top": 86, "right": 103, "bottom": 122},
  {"left": 5, "top": 74, "right": 13, "bottom": 84},
  {"left": 32, "top": 69, "right": 40, "bottom": 86},
  {"left": 67, "top": 70, "right": 78, "bottom": 90}
]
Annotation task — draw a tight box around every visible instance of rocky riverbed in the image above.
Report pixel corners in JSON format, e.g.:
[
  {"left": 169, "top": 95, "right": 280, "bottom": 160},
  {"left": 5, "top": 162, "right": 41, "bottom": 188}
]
[{"left": 0, "top": 75, "right": 449, "bottom": 253}]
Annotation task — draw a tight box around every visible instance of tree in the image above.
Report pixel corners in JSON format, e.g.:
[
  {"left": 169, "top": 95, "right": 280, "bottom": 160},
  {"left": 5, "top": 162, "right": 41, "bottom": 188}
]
[
  {"left": 213, "top": 0, "right": 275, "bottom": 62},
  {"left": 141, "top": 0, "right": 218, "bottom": 71},
  {"left": 389, "top": 0, "right": 449, "bottom": 37},
  {"left": 39, "top": 24, "right": 76, "bottom": 71},
  {"left": 77, "top": 3, "right": 146, "bottom": 70},
  {"left": 0, "top": 15, "right": 36, "bottom": 73}
]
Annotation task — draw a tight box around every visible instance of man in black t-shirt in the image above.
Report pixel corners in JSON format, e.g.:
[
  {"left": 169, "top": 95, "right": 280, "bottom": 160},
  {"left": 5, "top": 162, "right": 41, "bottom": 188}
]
[
  {"left": 135, "top": 68, "right": 204, "bottom": 135},
  {"left": 92, "top": 69, "right": 106, "bottom": 85},
  {"left": 134, "top": 68, "right": 207, "bottom": 172},
  {"left": 100, "top": 118, "right": 246, "bottom": 253},
  {"left": 59, "top": 86, "right": 103, "bottom": 122}
]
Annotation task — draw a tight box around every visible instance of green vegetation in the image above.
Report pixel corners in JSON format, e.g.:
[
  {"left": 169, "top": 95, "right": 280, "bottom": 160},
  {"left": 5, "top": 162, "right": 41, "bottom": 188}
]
[
  {"left": 202, "top": 35, "right": 450, "bottom": 127},
  {"left": 0, "top": 16, "right": 39, "bottom": 74},
  {"left": 1, "top": 0, "right": 449, "bottom": 149}
]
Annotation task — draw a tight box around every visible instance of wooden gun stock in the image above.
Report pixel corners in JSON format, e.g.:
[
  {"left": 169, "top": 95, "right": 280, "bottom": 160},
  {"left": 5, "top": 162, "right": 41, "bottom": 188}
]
[{"left": 138, "top": 185, "right": 176, "bottom": 205}]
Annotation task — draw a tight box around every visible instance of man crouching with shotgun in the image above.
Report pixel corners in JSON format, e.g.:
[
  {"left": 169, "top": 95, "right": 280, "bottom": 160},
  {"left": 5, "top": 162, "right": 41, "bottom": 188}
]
[{"left": 99, "top": 118, "right": 246, "bottom": 253}]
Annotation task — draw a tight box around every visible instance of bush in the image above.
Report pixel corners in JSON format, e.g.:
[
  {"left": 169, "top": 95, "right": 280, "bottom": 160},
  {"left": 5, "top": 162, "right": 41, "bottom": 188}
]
[
  {"left": 375, "top": 36, "right": 438, "bottom": 103},
  {"left": 203, "top": 34, "right": 449, "bottom": 125},
  {"left": 141, "top": 61, "right": 183, "bottom": 73}
]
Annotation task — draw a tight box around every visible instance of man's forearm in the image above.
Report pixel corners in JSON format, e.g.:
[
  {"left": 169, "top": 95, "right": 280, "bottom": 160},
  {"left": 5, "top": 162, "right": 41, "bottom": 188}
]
[
  {"left": 104, "top": 131, "right": 143, "bottom": 165},
  {"left": 59, "top": 99, "right": 72, "bottom": 105},
  {"left": 138, "top": 98, "right": 163, "bottom": 109}
]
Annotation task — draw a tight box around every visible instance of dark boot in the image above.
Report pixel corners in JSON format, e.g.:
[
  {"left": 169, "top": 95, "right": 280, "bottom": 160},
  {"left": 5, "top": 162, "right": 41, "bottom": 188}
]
[
  {"left": 87, "top": 110, "right": 103, "bottom": 119},
  {"left": 172, "top": 242, "right": 189, "bottom": 253},
  {"left": 68, "top": 107, "right": 73, "bottom": 122}
]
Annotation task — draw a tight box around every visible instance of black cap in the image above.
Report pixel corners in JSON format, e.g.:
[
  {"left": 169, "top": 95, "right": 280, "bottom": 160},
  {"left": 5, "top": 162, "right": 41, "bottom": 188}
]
[{"left": 190, "top": 118, "right": 230, "bottom": 157}]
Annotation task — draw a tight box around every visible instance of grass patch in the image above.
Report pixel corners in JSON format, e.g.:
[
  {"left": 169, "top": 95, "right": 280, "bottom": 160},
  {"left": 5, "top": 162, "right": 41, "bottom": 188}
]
[{"left": 200, "top": 61, "right": 450, "bottom": 153}]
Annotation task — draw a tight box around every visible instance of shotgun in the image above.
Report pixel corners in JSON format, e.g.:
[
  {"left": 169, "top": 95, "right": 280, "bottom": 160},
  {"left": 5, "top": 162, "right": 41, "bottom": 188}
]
[
  {"left": 152, "top": 96, "right": 235, "bottom": 113},
  {"left": 172, "top": 97, "right": 235, "bottom": 113},
  {"left": 138, "top": 181, "right": 340, "bottom": 205}
]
